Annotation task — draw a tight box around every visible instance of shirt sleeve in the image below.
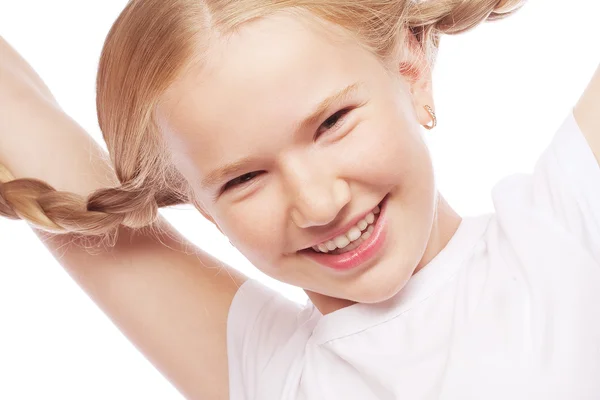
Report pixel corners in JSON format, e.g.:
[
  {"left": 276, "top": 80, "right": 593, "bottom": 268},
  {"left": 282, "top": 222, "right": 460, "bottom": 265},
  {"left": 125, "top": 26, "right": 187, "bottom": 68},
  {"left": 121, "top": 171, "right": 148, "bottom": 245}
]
[
  {"left": 226, "top": 279, "right": 305, "bottom": 400},
  {"left": 530, "top": 110, "right": 600, "bottom": 261}
]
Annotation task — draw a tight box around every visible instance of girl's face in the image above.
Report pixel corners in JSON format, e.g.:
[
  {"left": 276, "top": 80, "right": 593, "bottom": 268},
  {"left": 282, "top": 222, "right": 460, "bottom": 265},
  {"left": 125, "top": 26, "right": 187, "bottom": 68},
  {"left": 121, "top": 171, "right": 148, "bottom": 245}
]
[{"left": 158, "top": 13, "right": 461, "bottom": 311}]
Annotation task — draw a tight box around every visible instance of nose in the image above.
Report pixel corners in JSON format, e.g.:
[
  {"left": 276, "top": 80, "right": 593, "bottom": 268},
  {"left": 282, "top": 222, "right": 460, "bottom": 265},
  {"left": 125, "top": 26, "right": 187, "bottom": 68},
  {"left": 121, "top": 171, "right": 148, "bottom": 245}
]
[{"left": 282, "top": 156, "right": 351, "bottom": 229}]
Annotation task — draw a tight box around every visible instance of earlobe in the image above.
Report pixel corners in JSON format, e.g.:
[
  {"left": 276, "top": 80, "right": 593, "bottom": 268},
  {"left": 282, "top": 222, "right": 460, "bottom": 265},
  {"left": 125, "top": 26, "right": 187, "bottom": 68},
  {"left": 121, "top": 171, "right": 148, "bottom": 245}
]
[
  {"left": 402, "top": 60, "right": 435, "bottom": 130},
  {"left": 409, "top": 78, "right": 436, "bottom": 130},
  {"left": 422, "top": 105, "right": 437, "bottom": 130},
  {"left": 405, "top": 61, "right": 432, "bottom": 99},
  {"left": 398, "top": 50, "right": 434, "bottom": 106}
]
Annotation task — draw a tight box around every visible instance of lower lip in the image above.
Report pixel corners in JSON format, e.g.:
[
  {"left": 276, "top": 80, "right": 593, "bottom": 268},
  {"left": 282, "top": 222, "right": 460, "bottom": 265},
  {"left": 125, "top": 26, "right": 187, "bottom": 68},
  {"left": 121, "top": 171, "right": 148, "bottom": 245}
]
[{"left": 301, "top": 195, "right": 389, "bottom": 272}]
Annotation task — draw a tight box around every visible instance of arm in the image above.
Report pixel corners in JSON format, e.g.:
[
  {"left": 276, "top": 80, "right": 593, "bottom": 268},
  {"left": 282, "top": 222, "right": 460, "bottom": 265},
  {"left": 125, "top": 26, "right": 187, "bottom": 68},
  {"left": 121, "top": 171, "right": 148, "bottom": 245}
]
[
  {"left": 0, "top": 37, "right": 247, "bottom": 400},
  {"left": 574, "top": 63, "right": 600, "bottom": 165}
]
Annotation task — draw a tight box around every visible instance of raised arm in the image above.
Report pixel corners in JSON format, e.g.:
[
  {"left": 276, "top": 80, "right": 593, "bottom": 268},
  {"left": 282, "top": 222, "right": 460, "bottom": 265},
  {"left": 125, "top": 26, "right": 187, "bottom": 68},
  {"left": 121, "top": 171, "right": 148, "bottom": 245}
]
[
  {"left": 574, "top": 63, "right": 600, "bottom": 165},
  {"left": 0, "top": 37, "right": 247, "bottom": 400}
]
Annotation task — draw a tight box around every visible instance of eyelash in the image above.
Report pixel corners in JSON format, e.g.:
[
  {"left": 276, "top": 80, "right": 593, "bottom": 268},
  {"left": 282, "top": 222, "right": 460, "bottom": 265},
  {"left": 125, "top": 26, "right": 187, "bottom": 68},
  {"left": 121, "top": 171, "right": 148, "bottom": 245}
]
[
  {"left": 222, "top": 108, "right": 352, "bottom": 192},
  {"left": 314, "top": 108, "right": 351, "bottom": 140},
  {"left": 222, "top": 171, "right": 263, "bottom": 192}
]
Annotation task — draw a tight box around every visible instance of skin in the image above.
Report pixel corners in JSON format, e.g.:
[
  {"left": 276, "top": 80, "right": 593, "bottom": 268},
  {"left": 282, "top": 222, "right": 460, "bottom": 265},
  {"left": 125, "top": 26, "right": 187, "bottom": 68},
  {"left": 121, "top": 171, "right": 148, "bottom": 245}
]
[
  {"left": 0, "top": 37, "right": 245, "bottom": 399},
  {"left": 2, "top": 9, "right": 598, "bottom": 399},
  {"left": 158, "top": 13, "right": 463, "bottom": 315}
]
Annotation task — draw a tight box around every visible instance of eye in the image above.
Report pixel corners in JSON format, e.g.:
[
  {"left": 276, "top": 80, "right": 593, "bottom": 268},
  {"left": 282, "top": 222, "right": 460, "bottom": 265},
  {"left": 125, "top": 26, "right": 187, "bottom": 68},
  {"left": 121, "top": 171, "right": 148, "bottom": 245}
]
[
  {"left": 315, "top": 108, "right": 351, "bottom": 139},
  {"left": 223, "top": 171, "right": 263, "bottom": 192}
]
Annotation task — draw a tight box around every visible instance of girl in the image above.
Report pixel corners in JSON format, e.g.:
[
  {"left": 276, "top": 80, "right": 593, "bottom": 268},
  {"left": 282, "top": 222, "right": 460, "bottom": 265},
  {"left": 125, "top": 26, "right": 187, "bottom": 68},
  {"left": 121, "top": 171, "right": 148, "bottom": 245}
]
[{"left": 1, "top": 0, "right": 599, "bottom": 399}]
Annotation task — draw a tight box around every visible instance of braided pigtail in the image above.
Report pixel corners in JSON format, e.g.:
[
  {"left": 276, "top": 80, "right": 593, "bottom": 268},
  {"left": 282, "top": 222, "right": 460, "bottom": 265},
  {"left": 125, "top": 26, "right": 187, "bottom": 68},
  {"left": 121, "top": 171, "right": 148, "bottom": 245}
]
[
  {"left": 0, "top": 163, "right": 165, "bottom": 240},
  {"left": 1, "top": 0, "right": 529, "bottom": 242},
  {"left": 1, "top": 1, "right": 205, "bottom": 242}
]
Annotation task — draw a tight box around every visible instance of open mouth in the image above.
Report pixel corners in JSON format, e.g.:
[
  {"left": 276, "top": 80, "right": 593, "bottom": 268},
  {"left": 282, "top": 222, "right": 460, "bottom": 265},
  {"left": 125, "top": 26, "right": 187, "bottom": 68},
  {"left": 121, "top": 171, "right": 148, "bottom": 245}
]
[
  {"left": 303, "top": 196, "right": 386, "bottom": 256},
  {"left": 298, "top": 194, "right": 390, "bottom": 272}
]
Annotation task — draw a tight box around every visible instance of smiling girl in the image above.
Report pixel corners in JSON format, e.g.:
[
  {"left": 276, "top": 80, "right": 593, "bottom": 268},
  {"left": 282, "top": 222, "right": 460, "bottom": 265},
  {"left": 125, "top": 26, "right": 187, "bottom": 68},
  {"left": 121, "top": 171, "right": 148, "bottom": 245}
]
[{"left": 1, "top": 0, "right": 600, "bottom": 399}]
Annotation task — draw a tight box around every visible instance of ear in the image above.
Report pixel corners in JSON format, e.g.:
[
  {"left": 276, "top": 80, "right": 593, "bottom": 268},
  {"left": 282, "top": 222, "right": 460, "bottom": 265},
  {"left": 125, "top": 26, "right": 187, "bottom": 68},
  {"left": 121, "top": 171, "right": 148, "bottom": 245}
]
[
  {"left": 398, "top": 58, "right": 435, "bottom": 128},
  {"left": 398, "top": 32, "right": 436, "bottom": 128}
]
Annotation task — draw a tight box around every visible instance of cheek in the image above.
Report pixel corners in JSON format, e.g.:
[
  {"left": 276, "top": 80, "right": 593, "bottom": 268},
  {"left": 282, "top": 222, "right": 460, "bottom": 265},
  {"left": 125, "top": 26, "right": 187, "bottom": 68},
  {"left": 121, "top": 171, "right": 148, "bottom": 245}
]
[
  {"left": 343, "top": 109, "right": 429, "bottom": 185},
  {"left": 219, "top": 195, "right": 286, "bottom": 261}
]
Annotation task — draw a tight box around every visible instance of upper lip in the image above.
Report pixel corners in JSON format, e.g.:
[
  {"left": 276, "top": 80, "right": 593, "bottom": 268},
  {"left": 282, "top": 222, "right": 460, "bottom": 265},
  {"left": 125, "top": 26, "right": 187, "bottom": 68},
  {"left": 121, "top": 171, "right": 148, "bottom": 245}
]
[{"left": 301, "top": 201, "right": 382, "bottom": 250}]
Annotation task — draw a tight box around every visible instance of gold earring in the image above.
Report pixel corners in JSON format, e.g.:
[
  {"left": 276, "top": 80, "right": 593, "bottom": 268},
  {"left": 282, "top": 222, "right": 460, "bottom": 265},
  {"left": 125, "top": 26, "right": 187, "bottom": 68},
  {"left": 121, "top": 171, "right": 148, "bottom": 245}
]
[{"left": 422, "top": 105, "right": 437, "bottom": 130}]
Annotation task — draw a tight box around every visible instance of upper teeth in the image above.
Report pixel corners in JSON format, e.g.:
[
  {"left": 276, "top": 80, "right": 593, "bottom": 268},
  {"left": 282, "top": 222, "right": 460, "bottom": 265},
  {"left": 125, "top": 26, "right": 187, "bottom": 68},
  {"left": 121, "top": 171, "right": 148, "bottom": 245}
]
[{"left": 313, "top": 205, "right": 380, "bottom": 253}]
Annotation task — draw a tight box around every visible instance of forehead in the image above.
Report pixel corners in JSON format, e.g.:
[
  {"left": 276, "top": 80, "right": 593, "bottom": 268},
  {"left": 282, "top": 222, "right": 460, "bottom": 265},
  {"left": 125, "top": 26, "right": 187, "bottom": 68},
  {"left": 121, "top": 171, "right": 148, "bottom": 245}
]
[{"left": 157, "top": 12, "right": 381, "bottom": 183}]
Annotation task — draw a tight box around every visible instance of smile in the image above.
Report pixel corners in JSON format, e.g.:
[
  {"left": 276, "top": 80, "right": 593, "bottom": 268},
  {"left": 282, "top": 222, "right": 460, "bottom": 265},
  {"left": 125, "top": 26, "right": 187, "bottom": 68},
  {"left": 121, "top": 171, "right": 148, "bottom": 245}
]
[
  {"left": 311, "top": 205, "right": 380, "bottom": 255},
  {"left": 300, "top": 194, "right": 390, "bottom": 272}
]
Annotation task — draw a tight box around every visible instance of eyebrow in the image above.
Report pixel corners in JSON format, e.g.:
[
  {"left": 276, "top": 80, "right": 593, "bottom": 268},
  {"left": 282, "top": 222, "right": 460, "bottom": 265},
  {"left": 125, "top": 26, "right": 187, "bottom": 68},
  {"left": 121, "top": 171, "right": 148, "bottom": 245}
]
[
  {"left": 200, "top": 82, "right": 363, "bottom": 191},
  {"left": 294, "top": 81, "right": 363, "bottom": 132},
  {"left": 201, "top": 155, "right": 258, "bottom": 190}
]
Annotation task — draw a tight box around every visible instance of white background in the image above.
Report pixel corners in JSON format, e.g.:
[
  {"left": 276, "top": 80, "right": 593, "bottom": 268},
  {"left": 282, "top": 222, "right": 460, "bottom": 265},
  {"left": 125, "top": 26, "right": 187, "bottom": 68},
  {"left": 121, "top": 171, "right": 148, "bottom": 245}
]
[{"left": 0, "top": 0, "right": 598, "bottom": 398}]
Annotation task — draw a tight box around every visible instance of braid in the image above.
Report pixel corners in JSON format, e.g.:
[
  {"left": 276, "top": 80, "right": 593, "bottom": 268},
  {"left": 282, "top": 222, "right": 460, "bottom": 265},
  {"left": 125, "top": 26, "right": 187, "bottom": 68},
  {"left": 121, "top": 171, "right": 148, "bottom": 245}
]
[
  {"left": 1, "top": 0, "right": 528, "bottom": 240},
  {"left": 0, "top": 165, "right": 20, "bottom": 220},
  {"left": 0, "top": 163, "right": 159, "bottom": 237}
]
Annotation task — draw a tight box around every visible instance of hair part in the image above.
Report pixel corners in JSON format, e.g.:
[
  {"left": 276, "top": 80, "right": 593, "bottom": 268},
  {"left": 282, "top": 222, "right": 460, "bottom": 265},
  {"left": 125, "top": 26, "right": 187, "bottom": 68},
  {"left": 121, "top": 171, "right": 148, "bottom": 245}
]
[{"left": 0, "top": 0, "right": 526, "bottom": 240}]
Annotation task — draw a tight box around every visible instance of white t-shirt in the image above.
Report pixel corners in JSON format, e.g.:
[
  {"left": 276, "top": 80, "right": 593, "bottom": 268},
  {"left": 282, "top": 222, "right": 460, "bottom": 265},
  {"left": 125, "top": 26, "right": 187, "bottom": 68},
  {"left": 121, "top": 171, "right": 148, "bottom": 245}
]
[{"left": 227, "top": 111, "right": 600, "bottom": 400}]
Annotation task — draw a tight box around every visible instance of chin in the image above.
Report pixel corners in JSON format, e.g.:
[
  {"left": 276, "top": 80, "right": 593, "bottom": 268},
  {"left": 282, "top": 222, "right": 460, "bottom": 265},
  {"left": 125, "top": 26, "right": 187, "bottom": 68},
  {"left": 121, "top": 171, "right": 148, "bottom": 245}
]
[{"left": 345, "top": 259, "right": 416, "bottom": 304}]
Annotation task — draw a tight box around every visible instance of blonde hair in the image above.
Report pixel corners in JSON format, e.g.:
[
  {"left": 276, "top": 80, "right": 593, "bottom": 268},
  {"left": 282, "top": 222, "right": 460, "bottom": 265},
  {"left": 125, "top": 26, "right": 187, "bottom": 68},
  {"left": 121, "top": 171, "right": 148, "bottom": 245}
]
[{"left": 0, "top": 0, "right": 525, "bottom": 239}]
